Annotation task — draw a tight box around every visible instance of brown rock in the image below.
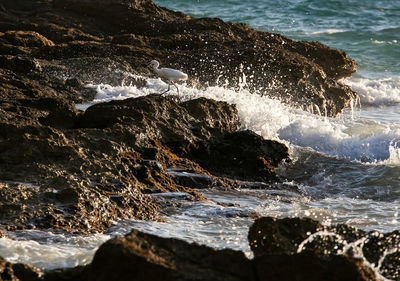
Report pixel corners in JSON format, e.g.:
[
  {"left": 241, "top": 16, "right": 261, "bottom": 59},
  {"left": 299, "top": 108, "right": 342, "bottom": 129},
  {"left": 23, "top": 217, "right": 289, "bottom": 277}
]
[
  {"left": 43, "top": 265, "right": 88, "bottom": 281},
  {"left": 1, "top": 0, "right": 358, "bottom": 117},
  {"left": 248, "top": 217, "right": 322, "bottom": 256},
  {"left": 87, "top": 228, "right": 377, "bottom": 281},
  {"left": 89, "top": 229, "right": 254, "bottom": 281},
  {"left": 188, "top": 130, "right": 289, "bottom": 182},
  {"left": 254, "top": 252, "right": 377, "bottom": 281},
  {"left": 0, "top": 257, "right": 42, "bottom": 281},
  {"left": 248, "top": 217, "right": 399, "bottom": 280},
  {"left": 2, "top": 31, "right": 55, "bottom": 48},
  {"left": 79, "top": 95, "right": 240, "bottom": 149},
  {"left": 0, "top": 0, "right": 355, "bottom": 234},
  {"left": 0, "top": 89, "right": 288, "bottom": 232}
]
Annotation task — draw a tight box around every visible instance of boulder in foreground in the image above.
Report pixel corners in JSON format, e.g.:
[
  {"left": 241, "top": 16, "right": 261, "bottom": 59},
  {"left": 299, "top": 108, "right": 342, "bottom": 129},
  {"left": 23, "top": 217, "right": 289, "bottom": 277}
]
[{"left": 87, "top": 227, "right": 377, "bottom": 281}]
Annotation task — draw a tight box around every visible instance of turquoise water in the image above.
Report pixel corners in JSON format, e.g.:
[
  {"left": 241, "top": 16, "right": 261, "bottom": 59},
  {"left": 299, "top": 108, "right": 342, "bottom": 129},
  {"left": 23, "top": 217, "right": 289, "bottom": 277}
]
[{"left": 155, "top": 0, "right": 400, "bottom": 79}]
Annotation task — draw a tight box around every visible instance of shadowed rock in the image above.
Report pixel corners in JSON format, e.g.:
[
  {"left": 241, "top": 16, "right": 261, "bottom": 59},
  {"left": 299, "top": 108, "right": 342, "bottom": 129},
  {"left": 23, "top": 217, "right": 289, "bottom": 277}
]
[
  {"left": 0, "top": 89, "right": 289, "bottom": 232},
  {"left": 89, "top": 229, "right": 254, "bottom": 281},
  {"left": 0, "top": 257, "right": 42, "bottom": 281},
  {"left": 187, "top": 130, "right": 289, "bottom": 182},
  {"left": 249, "top": 217, "right": 399, "bottom": 280},
  {"left": 0, "top": 220, "right": 383, "bottom": 281},
  {"left": 253, "top": 252, "right": 377, "bottom": 281},
  {"left": 87, "top": 228, "right": 377, "bottom": 281}
]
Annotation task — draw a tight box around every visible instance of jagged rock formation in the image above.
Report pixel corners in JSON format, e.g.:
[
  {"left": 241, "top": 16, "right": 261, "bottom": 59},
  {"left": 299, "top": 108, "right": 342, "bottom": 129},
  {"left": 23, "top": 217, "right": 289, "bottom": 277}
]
[
  {"left": 54, "top": 221, "right": 379, "bottom": 281},
  {"left": 3, "top": 218, "right": 398, "bottom": 281},
  {"left": 0, "top": 0, "right": 357, "bottom": 232},
  {"left": 0, "top": 1, "right": 373, "bottom": 279},
  {"left": 1, "top": 0, "right": 356, "bottom": 116},
  {"left": 0, "top": 88, "right": 289, "bottom": 232}
]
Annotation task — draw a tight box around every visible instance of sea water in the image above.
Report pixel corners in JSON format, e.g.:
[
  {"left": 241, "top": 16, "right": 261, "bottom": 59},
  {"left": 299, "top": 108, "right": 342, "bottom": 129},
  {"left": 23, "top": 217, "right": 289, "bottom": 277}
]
[{"left": 1, "top": 0, "right": 399, "bottom": 278}]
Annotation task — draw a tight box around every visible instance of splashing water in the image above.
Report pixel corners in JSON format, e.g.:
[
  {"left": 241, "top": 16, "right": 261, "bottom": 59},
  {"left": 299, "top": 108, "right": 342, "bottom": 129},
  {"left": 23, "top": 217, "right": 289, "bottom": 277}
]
[
  {"left": 345, "top": 77, "right": 400, "bottom": 106},
  {"left": 2, "top": 77, "right": 400, "bottom": 277},
  {"left": 0, "top": 230, "right": 110, "bottom": 270},
  {"left": 77, "top": 76, "right": 400, "bottom": 164}
]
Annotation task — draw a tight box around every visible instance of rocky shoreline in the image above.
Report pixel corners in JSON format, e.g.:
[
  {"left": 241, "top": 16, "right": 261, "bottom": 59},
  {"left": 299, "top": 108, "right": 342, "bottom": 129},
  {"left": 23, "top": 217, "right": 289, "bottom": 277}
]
[
  {"left": 0, "top": 0, "right": 355, "bottom": 233},
  {"left": 4, "top": 217, "right": 400, "bottom": 280},
  {"left": 1, "top": 0, "right": 396, "bottom": 280}
]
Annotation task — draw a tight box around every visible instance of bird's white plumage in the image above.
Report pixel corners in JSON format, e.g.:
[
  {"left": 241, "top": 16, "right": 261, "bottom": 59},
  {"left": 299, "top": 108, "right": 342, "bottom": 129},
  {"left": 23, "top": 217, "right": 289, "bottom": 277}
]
[
  {"left": 150, "top": 60, "right": 188, "bottom": 82},
  {"left": 150, "top": 60, "right": 188, "bottom": 94}
]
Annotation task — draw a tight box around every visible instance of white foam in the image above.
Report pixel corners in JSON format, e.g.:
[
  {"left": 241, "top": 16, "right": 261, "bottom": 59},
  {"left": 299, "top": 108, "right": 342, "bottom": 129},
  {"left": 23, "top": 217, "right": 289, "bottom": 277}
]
[
  {"left": 76, "top": 75, "right": 400, "bottom": 163},
  {"left": 371, "top": 39, "right": 398, "bottom": 45},
  {"left": 344, "top": 76, "right": 400, "bottom": 106},
  {"left": 0, "top": 231, "right": 110, "bottom": 270},
  {"left": 310, "top": 29, "right": 346, "bottom": 35}
]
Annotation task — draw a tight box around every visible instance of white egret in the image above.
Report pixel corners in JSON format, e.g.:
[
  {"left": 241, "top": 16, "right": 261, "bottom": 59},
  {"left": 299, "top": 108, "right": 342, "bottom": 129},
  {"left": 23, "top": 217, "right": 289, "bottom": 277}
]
[{"left": 150, "top": 60, "right": 188, "bottom": 94}]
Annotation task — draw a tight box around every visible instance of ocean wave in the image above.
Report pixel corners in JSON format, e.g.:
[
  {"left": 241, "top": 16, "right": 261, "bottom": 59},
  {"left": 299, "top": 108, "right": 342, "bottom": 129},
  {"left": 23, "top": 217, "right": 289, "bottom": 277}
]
[
  {"left": 76, "top": 76, "right": 400, "bottom": 164},
  {"left": 371, "top": 39, "right": 398, "bottom": 45},
  {"left": 309, "top": 29, "right": 346, "bottom": 35},
  {"left": 344, "top": 76, "right": 400, "bottom": 106}
]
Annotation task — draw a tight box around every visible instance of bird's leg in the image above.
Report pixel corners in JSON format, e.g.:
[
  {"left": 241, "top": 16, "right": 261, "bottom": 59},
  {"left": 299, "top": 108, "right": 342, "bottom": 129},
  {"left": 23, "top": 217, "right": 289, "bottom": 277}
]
[
  {"left": 172, "top": 82, "right": 179, "bottom": 94},
  {"left": 162, "top": 83, "right": 171, "bottom": 95}
]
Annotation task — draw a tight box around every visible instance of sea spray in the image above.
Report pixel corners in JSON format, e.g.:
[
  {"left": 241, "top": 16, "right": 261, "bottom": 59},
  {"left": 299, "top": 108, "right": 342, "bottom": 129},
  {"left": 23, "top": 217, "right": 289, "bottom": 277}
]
[
  {"left": 0, "top": 231, "right": 110, "bottom": 270},
  {"left": 77, "top": 76, "right": 400, "bottom": 164},
  {"left": 345, "top": 77, "right": 400, "bottom": 107}
]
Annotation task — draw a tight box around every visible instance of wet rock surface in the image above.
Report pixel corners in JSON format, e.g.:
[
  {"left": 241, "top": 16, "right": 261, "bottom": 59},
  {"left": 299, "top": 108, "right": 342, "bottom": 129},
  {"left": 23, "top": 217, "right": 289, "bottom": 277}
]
[
  {"left": 1, "top": 0, "right": 356, "bottom": 116},
  {"left": 89, "top": 229, "right": 254, "bottom": 281},
  {"left": 253, "top": 252, "right": 376, "bottom": 281},
  {"left": 0, "top": 218, "right": 389, "bottom": 281},
  {"left": 0, "top": 54, "right": 288, "bottom": 232},
  {"left": 187, "top": 130, "right": 289, "bottom": 182},
  {"left": 0, "top": 61, "right": 288, "bottom": 234},
  {"left": 2, "top": 89, "right": 282, "bottom": 232},
  {"left": 249, "top": 217, "right": 400, "bottom": 280},
  {"left": 0, "top": 0, "right": 356, "bottom": 232},
  {"left": 70, "top": 222, "right": 376, "bottom": 281},
  {"left": 0, "top": 0, "right": 376, "bottom": 280},
  {"left": 0, "top": 257, "right": 42, "bottom": 281}
]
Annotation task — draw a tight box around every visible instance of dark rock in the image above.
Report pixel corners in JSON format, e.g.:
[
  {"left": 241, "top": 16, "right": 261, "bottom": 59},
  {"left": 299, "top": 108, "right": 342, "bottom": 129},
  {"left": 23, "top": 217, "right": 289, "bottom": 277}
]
[
  {"left": 86, "top": 228, "right": 377, "bottom": 281},
  {"left": 0, "top": 84, "right": 288, "bottom": 233},
  {"left": 253, "top": 251, "right": 377, "bottom": 281},
  {"left": 181, "top": 98, "right": 240, "bottom": 134},
  {"left": 249, "top": 217, "right": 322, "bottom": 256},
  {"left": 79, "top": 95, "right": 240, "bottom": 144},
  {"left": 1, "top": 90, "right": 259, "bottom": 231},
  {"left": 78, "top": 95, "right": 243, "bottom": 157},
  {"left": 0, "top": 257, "right": 16, "bottom": 281},
  {"left": 89, "top": 229, "right": 254, "bottom": 281},
  {"left": 362, "top": 230, "right": 400, "bottom": 280},
  {"left": 0, "top": 55, "right": 42, "bottom": 73},
  {"left": 0, "top": 257, "right": 42, "bottom": 281},
  {"left": 80, "top": 96, "right": 286, "bottom": 182},
  {"left": 0, "top": 0, "right": 351, "bottom": 234},
  {"left": 36, "top": 97, "right": 79, "bottom": 129},
  {"left": 0, "top": 222, "right": 379, "bottom": 281},
  {"left": 12, "top": 263, "right": 42, "bottom": 281},
  {"left": 249, "top": 217, "right": 399, "bottom": 280},
  {"left": 64, "top": 77, "right": 84, "bottom": 88},
  {"left": 188, "top": 130, "right": 289, "bottom": 182},
  {"left": 1, "top": 0, "right": 357, "bottom": 116},
  {"left": 43, "top": 265, "right": 88, "bottom": 281},
  {"left": 167, "top": 169, "right": 215, "bottom": 189}
]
